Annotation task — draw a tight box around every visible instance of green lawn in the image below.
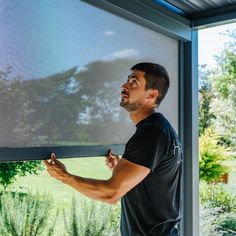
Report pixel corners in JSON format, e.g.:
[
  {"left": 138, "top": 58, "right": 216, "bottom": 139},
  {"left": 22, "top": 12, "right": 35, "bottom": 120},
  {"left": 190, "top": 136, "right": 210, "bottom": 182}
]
[
  {"left": 10, "top": 156, "right": 236, "bottom": 198},
  {"left": 11, "top": 157, "right": 111, "bottom": 201}
]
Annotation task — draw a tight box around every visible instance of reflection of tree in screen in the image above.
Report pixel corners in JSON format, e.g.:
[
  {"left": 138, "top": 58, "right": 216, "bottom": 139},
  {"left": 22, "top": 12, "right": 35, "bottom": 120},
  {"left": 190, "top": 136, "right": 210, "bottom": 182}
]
[{"left": 0, "top": 59, "right": 138, "bottom": 147}]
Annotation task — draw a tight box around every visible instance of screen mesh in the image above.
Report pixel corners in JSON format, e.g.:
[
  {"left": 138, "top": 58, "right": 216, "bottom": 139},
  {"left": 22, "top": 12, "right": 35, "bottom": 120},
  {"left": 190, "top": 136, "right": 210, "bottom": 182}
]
[{"left": 0, "top": 0, "right": 178, "bottom": 147}]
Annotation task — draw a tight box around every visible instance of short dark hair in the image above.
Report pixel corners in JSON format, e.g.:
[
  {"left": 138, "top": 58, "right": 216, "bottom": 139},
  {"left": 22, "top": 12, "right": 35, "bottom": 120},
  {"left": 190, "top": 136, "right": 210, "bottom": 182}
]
[{"left": 131, "top": 62, "right": 170, "bottom": 106}]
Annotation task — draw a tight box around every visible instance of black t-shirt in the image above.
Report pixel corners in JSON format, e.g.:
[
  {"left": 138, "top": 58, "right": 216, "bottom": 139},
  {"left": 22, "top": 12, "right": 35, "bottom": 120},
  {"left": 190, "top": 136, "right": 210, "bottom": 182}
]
[{"left": 120, "top": 113, "right": 182, "bottom": 236}]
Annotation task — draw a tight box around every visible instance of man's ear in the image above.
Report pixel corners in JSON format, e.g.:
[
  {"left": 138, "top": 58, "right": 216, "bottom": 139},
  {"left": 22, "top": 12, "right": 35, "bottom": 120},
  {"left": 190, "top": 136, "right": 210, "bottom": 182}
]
[{"left": 147, "top": 89, "right": 158, "bottom": 100}]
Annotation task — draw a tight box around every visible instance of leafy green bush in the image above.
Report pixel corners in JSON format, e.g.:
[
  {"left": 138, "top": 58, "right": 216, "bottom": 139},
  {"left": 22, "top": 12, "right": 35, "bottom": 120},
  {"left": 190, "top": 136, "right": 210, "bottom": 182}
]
[
  {"left": 63, "top": 197, "right": 120, "bottom": 236},
  {"left": 199, "top": 128, "right": 232, "bottom": 183},
  {"left": 0, "top": 191, "right": 58, "bottom": 236},
  {"left": 200, "top": 184, "right": 236, "bottom": 213},
  {"left": 0, "top": 161, "right": 43, "bottom": 188}
]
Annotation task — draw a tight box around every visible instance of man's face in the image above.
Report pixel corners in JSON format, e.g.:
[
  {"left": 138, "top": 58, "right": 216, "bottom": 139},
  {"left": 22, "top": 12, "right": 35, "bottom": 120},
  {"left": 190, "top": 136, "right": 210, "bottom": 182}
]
[{"left": 120, "top": 70, "right": 151, "bottom": 112}]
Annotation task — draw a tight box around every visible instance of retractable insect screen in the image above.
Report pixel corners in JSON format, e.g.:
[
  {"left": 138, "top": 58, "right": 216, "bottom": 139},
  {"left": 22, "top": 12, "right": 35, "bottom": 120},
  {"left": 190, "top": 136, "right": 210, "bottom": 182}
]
[{"left": 0, "top": 0, "right": 178, "bottom": 156}]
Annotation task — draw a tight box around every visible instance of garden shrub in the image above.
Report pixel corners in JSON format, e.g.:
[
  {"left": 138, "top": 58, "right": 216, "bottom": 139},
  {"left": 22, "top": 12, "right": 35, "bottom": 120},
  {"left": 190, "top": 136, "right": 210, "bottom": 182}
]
[
  {"left": 63, "top": 197, "right": 120, "bottom": 236},
  {"left": 199, "top": 128, "right": 233, "bottom": 183},
  {"left": 200, "top": 184, "right": 236, "bottom": 213},
  {"left": 0, "top": 191, "right": 58, "bottom": 236}
]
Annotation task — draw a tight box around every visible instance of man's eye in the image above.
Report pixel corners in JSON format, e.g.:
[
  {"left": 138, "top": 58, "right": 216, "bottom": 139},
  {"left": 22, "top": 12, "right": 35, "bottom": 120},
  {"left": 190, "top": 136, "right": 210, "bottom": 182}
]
[{"left": 130, "top": 79, "right": 137, "bottom": 84}]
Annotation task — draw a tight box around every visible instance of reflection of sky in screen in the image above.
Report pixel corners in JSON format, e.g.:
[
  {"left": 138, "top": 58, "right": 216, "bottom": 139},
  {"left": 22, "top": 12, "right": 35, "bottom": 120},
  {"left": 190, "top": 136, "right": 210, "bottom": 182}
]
[
  {"left": 1, "top": 0, "right": 113, "bottom": 78},
  {"left": 0, "top": 0, "right": 176, "bottom": 80}
]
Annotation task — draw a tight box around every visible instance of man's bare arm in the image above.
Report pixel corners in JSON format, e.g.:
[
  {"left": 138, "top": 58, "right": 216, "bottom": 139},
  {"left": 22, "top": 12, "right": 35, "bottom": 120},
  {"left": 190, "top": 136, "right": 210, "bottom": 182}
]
[{"left": 44, "top": 153, "right": 150, "bottom": 204}]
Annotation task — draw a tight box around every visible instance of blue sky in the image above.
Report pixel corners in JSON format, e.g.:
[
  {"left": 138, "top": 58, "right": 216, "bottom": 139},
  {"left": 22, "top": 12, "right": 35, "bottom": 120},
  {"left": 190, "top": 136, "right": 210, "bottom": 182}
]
[{"left": 198, "top": 22, "right": 236, "bottom": 68}]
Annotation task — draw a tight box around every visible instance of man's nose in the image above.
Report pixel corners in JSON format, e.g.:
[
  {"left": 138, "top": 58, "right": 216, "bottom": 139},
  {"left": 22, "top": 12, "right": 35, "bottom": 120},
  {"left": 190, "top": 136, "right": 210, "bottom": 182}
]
[{"left": 121, "top": 82, "right": 129, "bottom": 90}]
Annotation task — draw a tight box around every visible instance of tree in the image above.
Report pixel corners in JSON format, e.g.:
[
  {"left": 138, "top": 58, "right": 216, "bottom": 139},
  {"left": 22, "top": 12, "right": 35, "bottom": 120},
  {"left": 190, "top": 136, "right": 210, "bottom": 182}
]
[
  {"left": 0, "top": 67, "right": 43, "bottom": 188},
  {"left": 0, "top": 161, "right": 43, "bottom": 188},
  {"left": 198, "top": 65, "right": 215, "bottom": 135},
  {"left": 198, "top": 30, "right": 236, "bottom": 183},
  {"left": 209, "top": 30, "right": 236, "bottom": 146},
  {"left": 199, "top": 128, "right": 232, "bottom": 183}
]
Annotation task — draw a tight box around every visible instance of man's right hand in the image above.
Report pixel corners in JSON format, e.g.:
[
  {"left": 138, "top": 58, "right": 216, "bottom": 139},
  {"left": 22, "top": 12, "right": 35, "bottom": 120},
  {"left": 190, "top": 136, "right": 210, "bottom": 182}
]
[{"left": 105, "top": 150, "right": 120, "bottom": 171}]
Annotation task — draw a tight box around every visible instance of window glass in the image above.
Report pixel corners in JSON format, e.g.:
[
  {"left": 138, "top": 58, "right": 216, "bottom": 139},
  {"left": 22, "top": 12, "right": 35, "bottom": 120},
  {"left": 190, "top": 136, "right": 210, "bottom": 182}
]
[{"left": 0, "top": 0, "right": 178, "bottom": 148}]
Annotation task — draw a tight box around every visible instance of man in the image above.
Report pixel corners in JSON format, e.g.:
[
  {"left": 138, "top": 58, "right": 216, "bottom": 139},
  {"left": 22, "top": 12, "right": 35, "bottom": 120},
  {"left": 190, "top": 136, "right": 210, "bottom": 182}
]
[{"left": 44, "top": 62, "right": 182, "bottom": 236}]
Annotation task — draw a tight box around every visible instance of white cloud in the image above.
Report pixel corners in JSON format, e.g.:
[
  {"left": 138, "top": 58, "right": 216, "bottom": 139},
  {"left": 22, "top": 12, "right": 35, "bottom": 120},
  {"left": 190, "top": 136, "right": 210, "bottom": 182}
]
[
  {"left": 113, "top": 49, "right": 140, "bottom": 58},
  {"left": 104, "top": 30, "right": 115, "bottom": 36},
  {"left": 103, "top": 49, "right": 140, "bottom": 60}
]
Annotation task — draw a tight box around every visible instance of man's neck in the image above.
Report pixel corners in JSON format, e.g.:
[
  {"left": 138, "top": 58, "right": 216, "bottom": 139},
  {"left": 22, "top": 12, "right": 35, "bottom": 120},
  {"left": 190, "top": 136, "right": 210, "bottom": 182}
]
[{"left": 130, "top": 107, "right": 157, "bottom": 125}]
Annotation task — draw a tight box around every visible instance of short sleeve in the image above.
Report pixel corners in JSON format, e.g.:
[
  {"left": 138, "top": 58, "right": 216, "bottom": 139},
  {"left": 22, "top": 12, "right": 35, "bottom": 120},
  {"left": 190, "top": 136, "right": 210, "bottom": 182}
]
[{"left": 122, "top": 126, "right": 169, "bottom": 171}]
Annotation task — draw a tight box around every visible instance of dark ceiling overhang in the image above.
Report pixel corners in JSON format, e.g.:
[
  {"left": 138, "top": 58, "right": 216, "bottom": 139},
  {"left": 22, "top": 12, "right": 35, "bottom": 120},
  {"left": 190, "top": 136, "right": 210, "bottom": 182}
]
[{"left": 149, "top": 0, "right": 236, "bottom": 28}]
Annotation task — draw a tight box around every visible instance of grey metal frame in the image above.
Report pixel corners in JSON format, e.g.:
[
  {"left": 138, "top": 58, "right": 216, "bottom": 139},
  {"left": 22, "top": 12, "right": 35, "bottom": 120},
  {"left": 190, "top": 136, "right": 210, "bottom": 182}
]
[
  {"left": 0, "top": 144, "right": 125, "bottom": 162},
  {"left": 180, "top": 31, "right": 199, "bottom": 236}
]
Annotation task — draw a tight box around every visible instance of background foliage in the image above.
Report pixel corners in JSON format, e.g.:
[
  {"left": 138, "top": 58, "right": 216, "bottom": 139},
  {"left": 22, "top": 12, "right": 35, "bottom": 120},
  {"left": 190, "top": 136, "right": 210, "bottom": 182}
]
[
  {"left": 0, "top": 161, "right": 43, "bottom": 188},
  {"left": 201, "top": 30, "right": 236, "bottom": 147},
  {"left": 199, "top": 128, "right": 232, "bottom": 183},
  {"left": 0, "top": 191, "right": 57, "bottom": 236},
  {"left": 199, "top": 29, "right": 236, "bottom": 236}
]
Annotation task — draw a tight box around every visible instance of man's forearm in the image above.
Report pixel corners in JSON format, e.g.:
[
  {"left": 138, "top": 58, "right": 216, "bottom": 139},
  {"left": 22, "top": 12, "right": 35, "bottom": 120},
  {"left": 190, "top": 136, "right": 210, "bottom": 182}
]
[{"left": 61, "top": 174, "right": 119, "bottom": 204}]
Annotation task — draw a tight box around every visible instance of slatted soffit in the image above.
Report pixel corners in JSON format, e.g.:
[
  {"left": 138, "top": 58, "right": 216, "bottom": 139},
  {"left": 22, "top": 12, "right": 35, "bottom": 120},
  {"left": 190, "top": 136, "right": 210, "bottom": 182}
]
[{"left": 150, "top": 0, "right": 236, "bottom": 28}]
